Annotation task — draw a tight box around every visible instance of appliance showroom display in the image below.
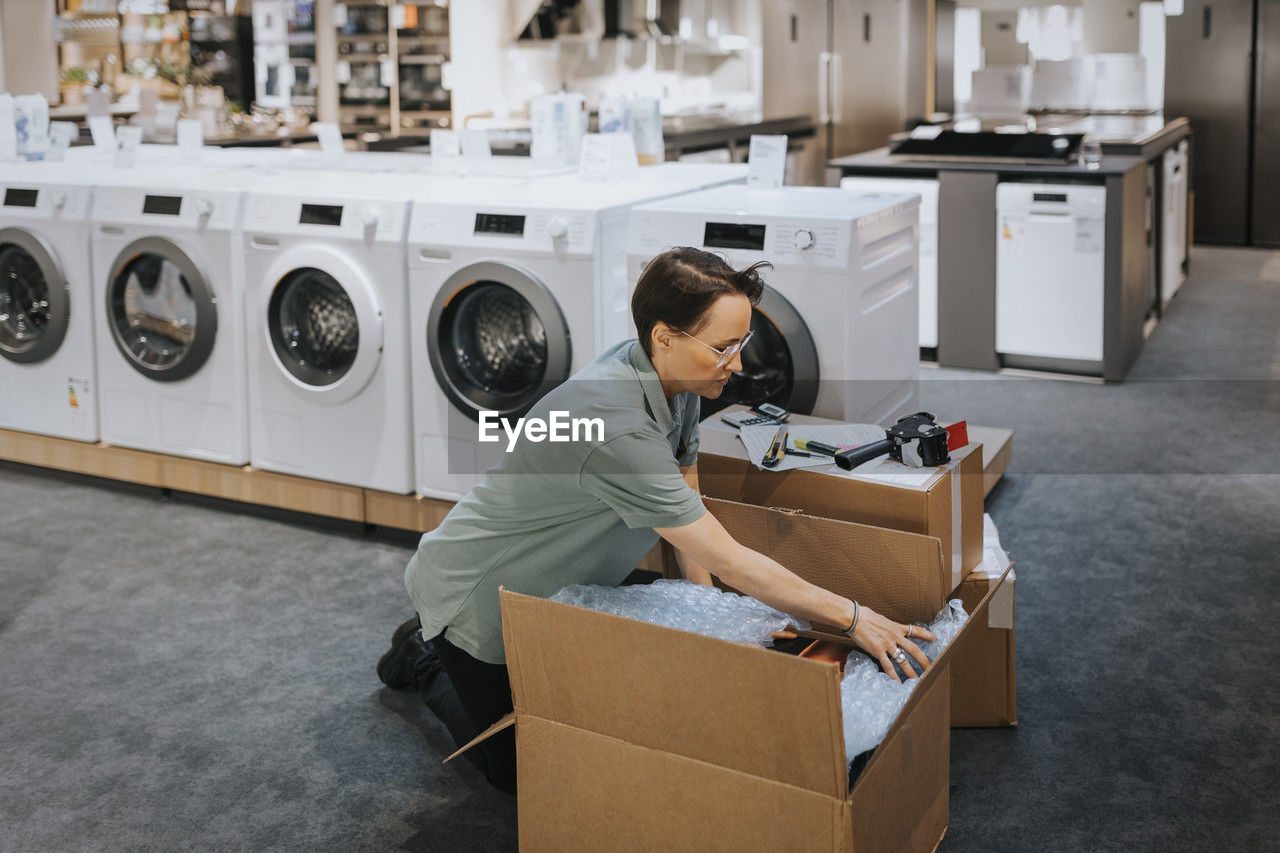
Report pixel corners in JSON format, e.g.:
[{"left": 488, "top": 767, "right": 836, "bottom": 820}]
[
  {"left": 840, "top": 176, "right": 939, "bottom": 350},
  {"left": 409, "top": 163, "right": 748, "bottom": 500},
  {"left": 89, "top": 165, "right": 252, "bottom": 464},
  {"left": 0, "top": 161, "right": 99, "bottom": 442},
  {"left": 629, "top": 184, "right": 921, "bottom": 426},
  {"left": 241, "top": 171, "right": 418, "bottom": 493},
  {"left": 996, "top": 182, "right": 1107, "bottom": 372}
]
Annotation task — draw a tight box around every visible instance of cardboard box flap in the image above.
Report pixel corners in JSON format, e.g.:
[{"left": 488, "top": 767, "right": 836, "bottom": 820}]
[
  {"left": 499, "top": 589, "right": 851, "bottom": 798},
  {"left": 851, "top": 561, "right": 1015, "bottom": 792},
  {"left": 442, "top": 712, "right": 515, "bottom": 764},
  {"left": 703, "top": 496, "right": 947, "bottom": 626}
]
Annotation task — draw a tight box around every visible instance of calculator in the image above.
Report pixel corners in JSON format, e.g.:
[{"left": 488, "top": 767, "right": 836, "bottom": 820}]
[{"left": 720, "top": 408, "right": 786, "bottom": 429}]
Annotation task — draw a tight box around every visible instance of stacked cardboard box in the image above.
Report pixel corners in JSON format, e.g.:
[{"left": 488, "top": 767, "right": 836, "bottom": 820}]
[{"left": 694, "top": 408, "right": 1016, "bottom": 729}]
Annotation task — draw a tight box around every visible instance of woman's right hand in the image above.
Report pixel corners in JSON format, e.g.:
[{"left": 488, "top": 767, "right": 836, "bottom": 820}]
[{"left": 849, "top": 605, "right": 937, "bottom": 683}]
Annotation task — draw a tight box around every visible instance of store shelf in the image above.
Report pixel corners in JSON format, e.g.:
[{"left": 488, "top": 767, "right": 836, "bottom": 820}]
[{"left": 0, "top": 429, "right": 364, "bottom": 523}]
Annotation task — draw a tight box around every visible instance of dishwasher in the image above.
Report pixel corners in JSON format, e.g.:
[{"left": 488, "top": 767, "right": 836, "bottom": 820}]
[
  {"left": 996, "top": 182, "right": 1107, "bottom": 368},
  {"left": 840, "top": 176, "right": 939, "bottom": 350}
]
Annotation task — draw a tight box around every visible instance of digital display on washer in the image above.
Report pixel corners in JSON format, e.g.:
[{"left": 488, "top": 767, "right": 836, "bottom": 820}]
[
  {"left": 474, "top": 213, "right": 526, "bottom": 236},
  {"left": 1032, "top": 192, "right": 1068, "bottom": 203},
  {"left": 300, "top": 204, "right": 344, "bottom": 226},
  {"left": 143, "top": 195, "right": 183, "bottom": 216},
  {"left": 3, "top": 188, "right": 38, "bottom": 208},
  {"left": 703, "top": 221, "right": 766, "bottom": 251}
]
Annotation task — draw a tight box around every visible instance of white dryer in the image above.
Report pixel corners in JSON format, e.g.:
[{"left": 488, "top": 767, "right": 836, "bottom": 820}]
[
  {"left": 89, "top": 165, "right": 251, "bottom": 463},
  {"left": 409, "top": 163, "right": 747, "bottom": 499},
  {"left": 840, "top": 176, "right": 939, "bottom": 350},
  {"left": 241, "top": 171, "right": 416, "bottom": 492},
  {"left": 0, "top": 162, "right": 98, "bottom": 441},
  {"left": 629, "top": 185, "right": 921, "bottom": 426}
]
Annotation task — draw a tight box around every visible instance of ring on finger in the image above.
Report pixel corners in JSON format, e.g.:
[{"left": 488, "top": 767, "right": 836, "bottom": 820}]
[
  {"left": 891, "top": 647, "right": 907, "bottom": 665},
  {"left": 905, "top": 625, "right": 914, "bottom": 639}
]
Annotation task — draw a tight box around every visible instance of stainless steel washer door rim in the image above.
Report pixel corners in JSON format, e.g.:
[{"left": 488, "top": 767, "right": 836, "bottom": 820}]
[
  {"left": 105, "top": 236, "right": 217, "bottom": 383},
  {"left": 705, "top": 284, "right": 820, "bottom": 417},
  {"left": 427, "top": 260, "right": 572, "bottom": 422},
  {"left": 0, "top": 227, "right": 69, "bottom": 365}
]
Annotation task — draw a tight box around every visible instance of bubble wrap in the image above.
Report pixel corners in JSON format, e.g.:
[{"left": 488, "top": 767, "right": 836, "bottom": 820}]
[
  {"left": 549, "top": 579, "right": 810, "bottom": 647},
  {"left": 840, "top": 600, "right": 969, "bottom": 762}
]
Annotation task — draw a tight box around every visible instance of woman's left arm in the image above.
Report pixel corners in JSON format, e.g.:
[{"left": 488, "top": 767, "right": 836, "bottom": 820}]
[{"left": 672, "top": 464, "right": 714, "bottom": 586}]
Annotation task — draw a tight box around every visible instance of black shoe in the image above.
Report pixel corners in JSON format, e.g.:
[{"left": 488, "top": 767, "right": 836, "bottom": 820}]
[{"left": 377, "top": 615, "right": 430, "bottom": 691}]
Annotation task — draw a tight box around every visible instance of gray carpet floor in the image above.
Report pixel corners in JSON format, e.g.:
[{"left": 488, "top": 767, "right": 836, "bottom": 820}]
[{"left": 2, "top": 246, "right": 1277, "bottom": 850}]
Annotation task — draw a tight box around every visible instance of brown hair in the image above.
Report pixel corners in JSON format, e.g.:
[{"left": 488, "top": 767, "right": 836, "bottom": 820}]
[{"left": 631, "top": 247, "right": 768, "bottom": 357}]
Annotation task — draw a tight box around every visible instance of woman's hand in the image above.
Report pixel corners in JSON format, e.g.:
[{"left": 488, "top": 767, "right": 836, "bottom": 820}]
[{"left": 849, "top": 606, "right": 937, "bottom": 683}]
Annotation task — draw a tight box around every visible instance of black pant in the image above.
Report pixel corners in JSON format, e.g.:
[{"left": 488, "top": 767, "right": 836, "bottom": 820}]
[{"left": 422, "top": 633, "right": 517, "bottom": 794}]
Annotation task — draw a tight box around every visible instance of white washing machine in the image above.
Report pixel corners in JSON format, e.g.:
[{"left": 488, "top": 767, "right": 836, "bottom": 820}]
[
  {"left": 242, "top": 170, "right": 417, "bottom": 492},
  {"left": 89, "top": 165, "right": 252, "bottom": 463},
  {"left": 840, "top": 176, "right": 939, "bottom": 350},
  {"left": 409, "top": 163, "right": 747, "bottom": 499},
  {"left": 0, "top": 162, "right": 99, "bottom": 441},
  {"left": 629, "top": 185, "right": 921, "bottom": 426}
]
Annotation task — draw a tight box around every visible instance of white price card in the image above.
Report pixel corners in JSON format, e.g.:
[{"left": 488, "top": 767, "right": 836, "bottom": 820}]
[
  {"left": 177, "top": 119, "right": 204, "bottom": 153},
  {"left": 579, "top": 132, "right": 638, "bottom": 181},
  {"left": 312, "top": 122, "right": 345, "bottom": 156},
  {"left": 459, "top": 129, "right": 492, "bottom": 160},
  {"left": 47, "top": 122, "right": 78, "bottom": 161},
  {"left": 747, "top": 134, "right": 787, "bottom": 189},
  {"left": 89, "top": 115, "right": 116, "bottom": 150},
  {"left": 114, "top": 125, "right": 142, "bottom": 168},
  {"left": 430, "top": 129, "right": 461, "bottom": 171}
]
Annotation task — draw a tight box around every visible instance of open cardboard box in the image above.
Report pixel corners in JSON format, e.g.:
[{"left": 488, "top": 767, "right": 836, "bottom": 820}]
[
  {"left": 696, "top": 408, "right": 985, "bottom": 595},
  {"left": 450, "top": 497, "right": 1013, "bottom": 851},
  {"left": 951, "top": 563, "right": 1017, "bottom": 728}
]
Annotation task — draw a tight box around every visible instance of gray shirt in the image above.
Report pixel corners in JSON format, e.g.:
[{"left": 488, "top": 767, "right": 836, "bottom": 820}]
[{"left": 404, "top": 340, "right": 705, "bottom": 664}]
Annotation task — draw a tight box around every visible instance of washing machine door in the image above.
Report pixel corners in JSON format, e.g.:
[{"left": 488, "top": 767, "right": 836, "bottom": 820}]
[
  {"left": 262, "top": 247, "right": 383, "bottom": 404},
  {"left": 703, "top": 284, "right": 820, "bottom": 418},
  {"left": 0, "top": 227, "right": 69, "bottom": 365},
  {"left": 427, "top": 260, "right": 572, "bottom": 422},
  {"left": 106, "top": 237, "right": 217, "bottom": 382}
]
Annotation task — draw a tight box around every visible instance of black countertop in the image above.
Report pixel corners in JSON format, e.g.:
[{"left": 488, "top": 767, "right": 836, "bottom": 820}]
[
  {"left": 829, "top": 146, "right": 1147, "bottom": 178},
  {"left": 836, "top": 116, "right": 1190, "bottom": 178}
]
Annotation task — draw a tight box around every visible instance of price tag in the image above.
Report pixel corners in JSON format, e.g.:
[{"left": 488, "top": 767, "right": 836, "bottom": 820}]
[
  {"left": 579, "top": 133, "right": 639, "bottom": 181},
  {"left": 89, "top": 115, "right": 116, "bottom": 150},
  {"left": 177, "top": 119, "right": 204, "bottom": 153},
  {"left": 46, "top": 122, "right": 77, "bottom": 161},
  {"left": 746, "top": 134, "right": 787, "bottom": 189},
  {"left": 114, "top": 125, "right": 142, "bottom": 168},
  {"left": 459, "top": 129, "right": 491, "bottom": 160},
  {"left": 312, "top": 122, "right": 345, "bottom": 156},
  {"left": 431, "top": 128, "right": 461, "bottom": 171}
]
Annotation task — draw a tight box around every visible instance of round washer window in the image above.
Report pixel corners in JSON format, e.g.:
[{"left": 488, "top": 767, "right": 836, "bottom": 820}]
[
  {"left": 443, "top": 281, "right": 548, "bottom": 403},
  {"left": 110, "top": 252, "right": 200, "bottom": 371},
  {"left": 702, "top": 306, "right": 796, "bottom": 418},
  {"left": 0, "top": 243, "right": 52, "bottom": 358},
  {"left": 268, "top": 267, "right": 360, "bottom": 387}
]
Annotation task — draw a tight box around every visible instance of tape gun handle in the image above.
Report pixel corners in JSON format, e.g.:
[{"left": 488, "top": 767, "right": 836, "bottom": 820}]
[{"left": 834, "top": 438, "right": 895, "bottom": 471}]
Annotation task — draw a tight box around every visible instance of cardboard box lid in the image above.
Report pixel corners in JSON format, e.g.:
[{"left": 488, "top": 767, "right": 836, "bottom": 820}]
[{"left": 703, "top": 496, "right": 947, "bottom": 626}]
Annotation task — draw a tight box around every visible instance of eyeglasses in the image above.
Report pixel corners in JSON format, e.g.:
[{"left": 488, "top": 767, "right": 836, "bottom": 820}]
[{"left": 676, "top": 328, "right": 755, "bottom": 368}]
